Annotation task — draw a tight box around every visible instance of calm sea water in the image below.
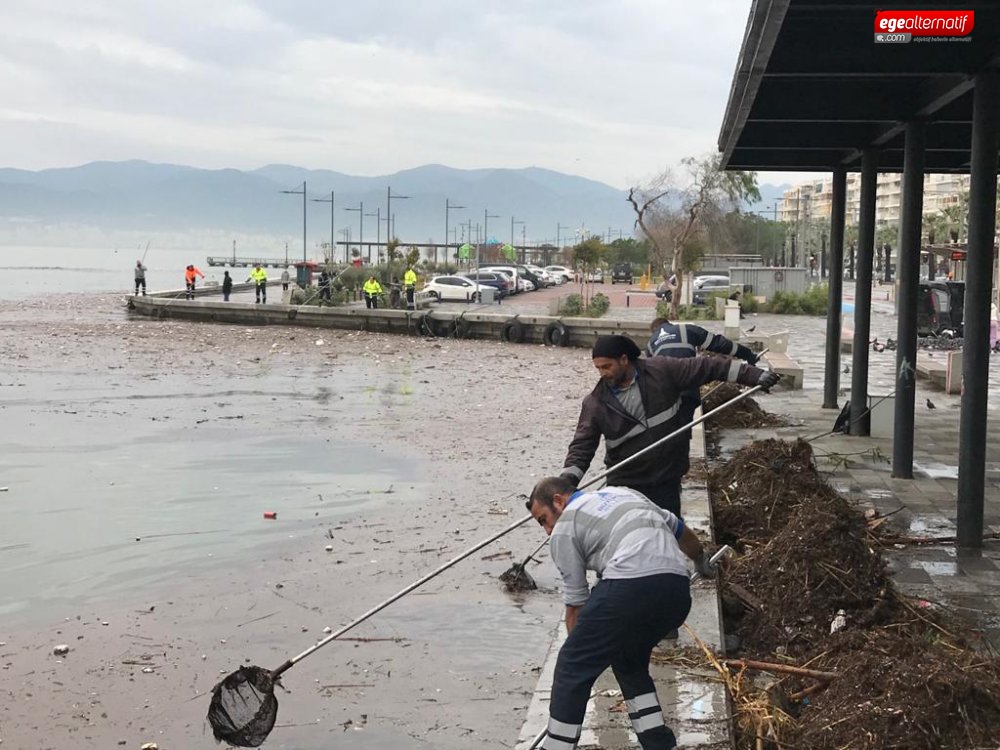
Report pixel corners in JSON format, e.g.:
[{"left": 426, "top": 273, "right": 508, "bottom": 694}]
[{"left": 0, "top": 245, "right": 290, "bottom": 300}]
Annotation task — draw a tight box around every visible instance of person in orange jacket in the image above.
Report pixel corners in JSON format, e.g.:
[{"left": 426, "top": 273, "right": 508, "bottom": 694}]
[{"left": 185, "top": 264, "right": 205, "bottom": 299}]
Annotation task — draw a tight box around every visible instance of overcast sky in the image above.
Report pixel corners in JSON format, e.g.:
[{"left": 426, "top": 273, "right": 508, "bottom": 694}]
[{"left": 0, "top": 0, "right": 803, "bottom": 189}]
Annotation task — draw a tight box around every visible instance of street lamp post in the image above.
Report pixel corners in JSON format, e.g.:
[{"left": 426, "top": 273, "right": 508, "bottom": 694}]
[
  {"left": 386, "top": 186, "right": 410, "bottom": 245},
  {"left": 511, "top": 216, "right": 524, "bottom": 263},
  {"left": 366, "top": 208, "right": 380, "bottom": 263},
  {"left": 311, "top": 190, "right": 335, "bottom": 263},
  {"left": 482, "top": 209, "right": 500, "bottom": 273},
  {"left": 280, "top": 181, "right": 307, "bottom": 263},
  {"left": 445, "top": 199, "right": 465, "bottom": 267},
  {"left": 345, "top": 202, "right": 364, "bottom": 263}
]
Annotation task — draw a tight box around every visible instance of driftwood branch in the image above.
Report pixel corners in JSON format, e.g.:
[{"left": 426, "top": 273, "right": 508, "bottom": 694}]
[{"left": 724, "top": 658, "right": 840, "bottom": 681}]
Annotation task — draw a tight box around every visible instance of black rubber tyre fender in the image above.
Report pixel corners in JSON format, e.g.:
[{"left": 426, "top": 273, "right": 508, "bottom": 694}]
[
  {"left": 543, "top": 321, "right": 569, "bottom": 347},
  {"left": 500, "top": 319, "right": 526, "bottom": 344},
  {"left": 287, "top": 308, "right": 298, "bottom": 320},
  {"left": 454, "top": 316, "right": 471, "bottom": 339}
]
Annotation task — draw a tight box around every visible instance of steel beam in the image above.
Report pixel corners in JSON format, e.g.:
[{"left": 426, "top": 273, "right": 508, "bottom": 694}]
[
  {"left": 957, "top": 71, "right": 1000, "bottom": 549},
  {"left": 849, "top": 149, "right": 878, "bottom": 436},
  {"left": 892, "top": 122, "right": 925, "bottom": 478},
  {"left": 823, "top": 168, "right": 846, "bottom": 410}
]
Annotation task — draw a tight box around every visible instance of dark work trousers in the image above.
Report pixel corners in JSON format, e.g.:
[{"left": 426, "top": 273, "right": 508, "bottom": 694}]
[
  {"left": 223, "top": 290, "right": 230, "bottom": 302},
  {"left": 135, "top": 278, "right": 146, "bottom": 295},
  {"left": 365, "top": 294, "right": 378, "bottom": 309},
  {"left": 543, "top": 574, "right": 691, "bottom": 750},
  {"left": 255, "top": 281, "right": 267, "bottom": 303},
  {"left": 406, "top": 286, "right": 415, "bottom": 310},
  {"left": 629, "top": 479, "right": 682, "bottom": 517},
  {"left": 186, "top": 281, "right": 195, "bottom": 300}
]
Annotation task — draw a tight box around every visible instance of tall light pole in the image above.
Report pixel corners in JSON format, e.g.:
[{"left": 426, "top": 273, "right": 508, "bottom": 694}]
[
  {"left": 311, "top": 190, "right": 335, "bottom": 263},
  {"left": 386, "top": 187, "right": 410, "bottom": 244},
  {"left": 366, "top": 208, "right": 380, "bottom": 263},
  {"left": 281, "top": 181, "right": 307, "bottom": 262},
  {"left": 345, "top": 202, "right": 364, "bottom": 264},
  {"left": 445, "top": 199, "right": 465, "bottom": 267},
  {"left": 482, "top": 209, "right": 500, "bottom": 273},
  {"left": 511, "top": 217, "right": 524, "bottom": 263}
]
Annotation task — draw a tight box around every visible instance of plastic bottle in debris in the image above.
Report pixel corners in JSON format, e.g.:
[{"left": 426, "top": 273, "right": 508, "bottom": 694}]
[{"left": 830, "top": 609, "right": 848, "bottom": 635}]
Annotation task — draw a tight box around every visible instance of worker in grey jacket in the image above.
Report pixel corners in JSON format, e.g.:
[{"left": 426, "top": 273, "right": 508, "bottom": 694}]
[
  {"left": 527, "top": 478, "right": 717, "bottom": 750},
  {"left": 134, "top": 260, "right": 147, "bottom": 296},
  {"left": 561, "top": 335, "right": 778, "bottom": 516}
]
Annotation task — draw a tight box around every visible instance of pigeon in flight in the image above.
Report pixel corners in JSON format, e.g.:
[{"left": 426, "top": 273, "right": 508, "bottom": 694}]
[{"left": 927, "top": 399, "right": 936, "bottom": 410}]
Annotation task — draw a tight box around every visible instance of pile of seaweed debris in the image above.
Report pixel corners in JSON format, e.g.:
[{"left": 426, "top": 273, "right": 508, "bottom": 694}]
[{"left": 706, "top": 438, "right": 1000, "bottom": 750}]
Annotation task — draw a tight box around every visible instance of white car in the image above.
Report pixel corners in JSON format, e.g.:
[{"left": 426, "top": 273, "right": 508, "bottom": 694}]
[
  {"left": 586, "top": 268, "right": 605, "bottom": 283},
  {"left": 423, "top": 275, "right": 488, "bottom": 302},
  {"left": 481, "top": 267, "right": 525, "bottom": 294},
  {"left": 526, "top": 266, "right": 558, "bottom": 286},
  {"left": 545, "top": 265, "right": 574, "bottom": 283}
]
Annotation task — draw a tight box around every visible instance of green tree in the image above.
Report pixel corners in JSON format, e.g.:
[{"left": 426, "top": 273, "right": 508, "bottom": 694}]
[{"left": 629, "top": 153, "right": 759, "bottom": 317}]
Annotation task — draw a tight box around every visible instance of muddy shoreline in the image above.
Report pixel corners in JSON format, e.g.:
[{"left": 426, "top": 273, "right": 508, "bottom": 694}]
[{"left": 0, "top": 294, "right": 595, "bottom": 749}]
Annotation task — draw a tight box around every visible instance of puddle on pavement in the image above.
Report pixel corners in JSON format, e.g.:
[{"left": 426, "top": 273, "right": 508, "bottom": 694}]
[
  {"left": 911, "top": 560, "right": 960, "bottom": 576},
  {"left": 913, "top": 461, "right": 959, "bottom": 480}
]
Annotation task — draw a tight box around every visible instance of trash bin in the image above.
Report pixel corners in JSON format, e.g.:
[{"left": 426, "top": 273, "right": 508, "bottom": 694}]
[
  {"left": 478, "top": 287, "right": 496, "bottom": 304},
  {"left": 294, "top": 261, "right": 316, "bottom": 288}
]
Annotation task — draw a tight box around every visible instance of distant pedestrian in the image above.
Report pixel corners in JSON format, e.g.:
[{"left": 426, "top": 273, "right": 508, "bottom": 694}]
[
  {"left": 134, "top": 260, "right": 147, "bottom": 296},
  {"left": 247, "top": 263, "right": 268, "bottom": 304},
  {"left": 222, "top": 271, "right": 233, "bottom": 302},
  {"left": 363, "top": 275, "right": 383, "bottom": 309},
  {"left": 403, "top": 266, "right": 418, "bottom": 310},
  {"left": 281, "top": 268, "right": 290, "bottom": 291},
  {"left": 318, "top": 270, "right": 331, "bottom": 302},
  {"left": 184, "top": 264, "right": 205, "bottom": 300}
]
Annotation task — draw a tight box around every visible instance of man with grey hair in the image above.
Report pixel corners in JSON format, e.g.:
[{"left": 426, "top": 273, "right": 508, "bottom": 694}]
[{"left": 526, "top": 476, "right": 716, "bottom": 750}]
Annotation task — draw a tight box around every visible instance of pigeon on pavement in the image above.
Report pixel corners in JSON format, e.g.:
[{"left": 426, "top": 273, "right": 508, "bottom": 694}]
[{"left": 927, "top": 399, "right": 936, "bottom": 410}]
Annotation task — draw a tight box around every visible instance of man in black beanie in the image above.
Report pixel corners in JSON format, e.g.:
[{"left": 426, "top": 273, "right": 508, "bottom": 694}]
[{"left": 560, "top": 334, "right": 778, "bottom": 516}]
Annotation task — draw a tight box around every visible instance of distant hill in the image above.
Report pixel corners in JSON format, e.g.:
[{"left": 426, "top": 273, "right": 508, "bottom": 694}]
[{"left": 0, "top": 160, "right": 791, "bottom": 249}]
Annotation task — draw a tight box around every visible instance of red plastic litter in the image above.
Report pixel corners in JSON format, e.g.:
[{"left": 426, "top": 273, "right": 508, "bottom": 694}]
[{"left": 263, "top": 511, "right": 278, "bottom": 520}]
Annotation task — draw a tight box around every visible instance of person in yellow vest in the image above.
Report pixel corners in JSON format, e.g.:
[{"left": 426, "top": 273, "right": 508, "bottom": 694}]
[
  {"left": 247, "top": 263, "right": 268, "bottom": 303},
  {"left": 363, "top": 275, "right": 383, "bottom": 309},
  {"left": 403, "top": 267, "right": 418, "bottom": 310}
]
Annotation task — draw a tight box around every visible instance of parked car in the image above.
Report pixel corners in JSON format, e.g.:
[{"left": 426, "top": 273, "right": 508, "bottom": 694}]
[
  {"left": 586, "top": 268, "right": 605, "bottom": 283},
  {"left": 692, "top": 277, "right": 734, "bottom": 306},
  {"left": 490, "top": 264, "right": 544, "bottom": 291},
  {"left": 525, "top": 266, "right": 557, "bottom": 287},
  {"left": 423, "top": 275, "right": 488, "bottom": 302},
  {"left": 545, "top": 265, "right": 575, "bottom": 283},
  {"left": 463, "top": 271, "right": 510, "bottom": 297},
  {"left": 917, "top": 280, "right": 964, "bottom": 337},
  {"left": 481, "top": 266, "right": 524, "bottom": 294},
  {"left": 611, "top": 262, "right": 633, "bottom": 284}
]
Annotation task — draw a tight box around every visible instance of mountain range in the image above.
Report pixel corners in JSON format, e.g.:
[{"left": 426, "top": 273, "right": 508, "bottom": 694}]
[{"left": 0, "top": 160, "right": 789, "bottom": 248}]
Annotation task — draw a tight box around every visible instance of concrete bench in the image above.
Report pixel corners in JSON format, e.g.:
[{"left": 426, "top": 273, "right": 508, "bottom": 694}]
[
  {"left": 916, "top": 350, "right": 962, "bottom": 394},
  {"left": 762, "top": 351, "right": 804, "bottom": 389}
]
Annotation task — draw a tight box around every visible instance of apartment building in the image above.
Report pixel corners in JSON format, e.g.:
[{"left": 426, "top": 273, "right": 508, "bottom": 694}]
[{"left": 778, "top": 173, "right": 970, "bottom": 227}]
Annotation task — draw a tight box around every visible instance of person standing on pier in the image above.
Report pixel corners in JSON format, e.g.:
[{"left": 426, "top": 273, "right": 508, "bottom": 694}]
[
  {"left": 134, "top": 260, "right": 147, "bottom": 296},
  {"left": 248, "top": 263, "right": 268, "bottom": 304},
  {"left": 318, "top": 269, "right": 332, "bottom": 303},
  {"left": 403, "top": 266, "right": 418, "bottom": 310},
  {"left": 280, "top": 267, "right": 290, "bottom": 292},
  {"left": 222, "top": 271, "right": 233, "bottom": 302},
  {"left": 184, "top": 264, "right": 205, "bottom": 300},
  {"left": 363, "top": 275, "right": 383, "bottom": 309}
]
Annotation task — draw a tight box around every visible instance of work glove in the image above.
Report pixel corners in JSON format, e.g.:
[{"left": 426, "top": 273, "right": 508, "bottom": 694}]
[
  {"left": 757, "top": 371, "right": 781, "bottom": 392},
  {"left": 559, "top": 471, "right": 581, "bottom": 488},
  {"left": 694, "top": 551, "right": 717, "bottom": 579}
]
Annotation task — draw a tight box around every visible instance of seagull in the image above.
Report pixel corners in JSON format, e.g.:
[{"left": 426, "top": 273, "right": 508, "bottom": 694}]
[
  {"left": 873, "top": 342, "right": 886, "bottom": 353},
  {"left": 927, "top": 399, "right": 937, "bottom": 410},
  {"left": 746, "top": 325, "right": 756, "bottom": 334},
  {"left": 843, "top": 364, "right": 850, "bottom": 374}
]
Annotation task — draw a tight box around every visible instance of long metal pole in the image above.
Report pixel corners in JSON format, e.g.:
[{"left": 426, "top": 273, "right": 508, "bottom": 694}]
[
  {"left": 445, "top": 199, "right": 450, "bottom": 267},
  {"left": 302, "top": 181, "right": 307, "bottom": 262},
  {"left": 958, "top": 71, "right": 1000, "bottom": 549},
  {"left": 269, "top": 384, "right": 764, "bottom": 680},
  {"left": 823, "top": 168, "right": 846, "bottom": 410},
  {"left": 330, "top": 191, "right": 335, "bottom": 263},
  {"left": 892, "top": 122, "right": 925, "bottom": 479},
  {"left": 849, "top": 148, "right": 878, "bottom": 436}
]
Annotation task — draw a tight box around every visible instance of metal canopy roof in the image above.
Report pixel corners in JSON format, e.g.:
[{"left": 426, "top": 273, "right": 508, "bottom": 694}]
[{"left": 718, "top": 0, "right": 1000, "bottom": 173}]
